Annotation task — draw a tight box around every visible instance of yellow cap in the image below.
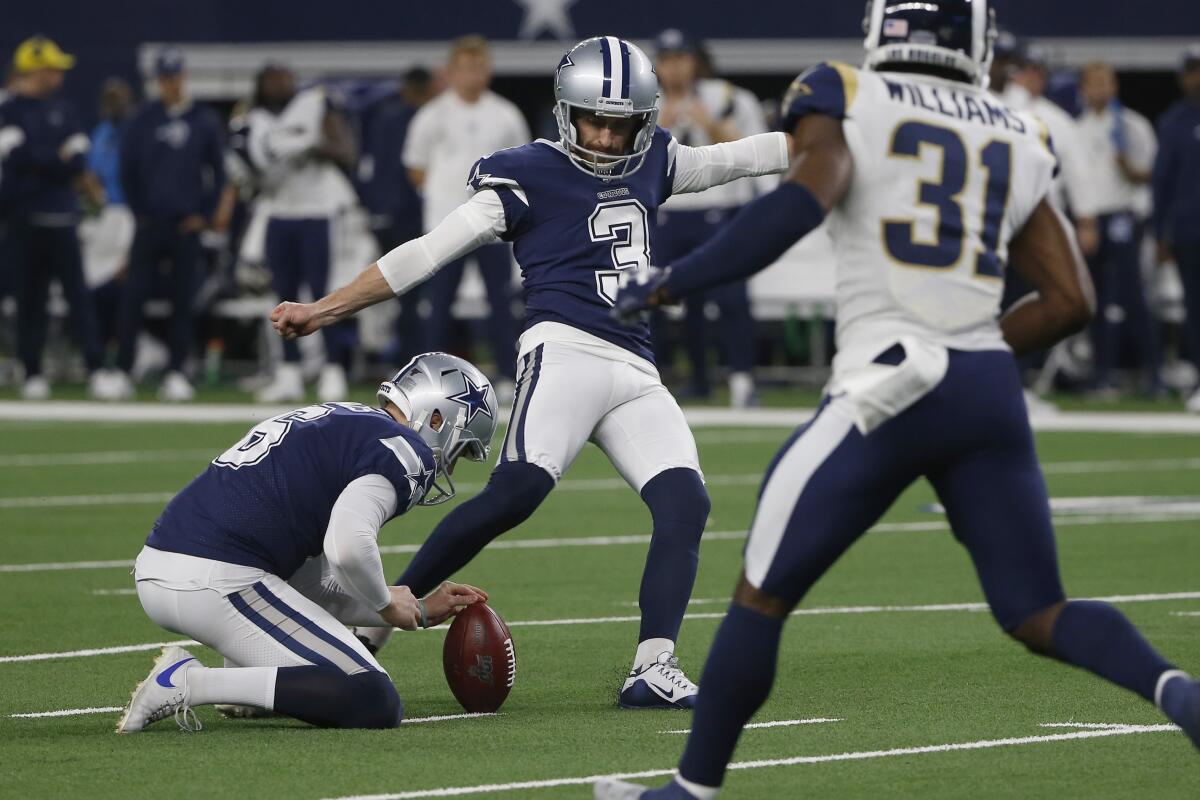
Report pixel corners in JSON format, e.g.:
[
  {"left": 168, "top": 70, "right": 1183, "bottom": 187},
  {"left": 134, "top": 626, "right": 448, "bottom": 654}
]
[{"left": 13, "top": 36, "right": 76, "bottom": 73}]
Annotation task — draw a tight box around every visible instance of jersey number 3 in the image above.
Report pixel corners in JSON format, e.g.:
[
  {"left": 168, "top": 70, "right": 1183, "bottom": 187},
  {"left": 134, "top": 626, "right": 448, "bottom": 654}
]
[
  {"left": 883, "top": 121, "right": 1013, "bottom": 279},
  {"left": 590, "top": 200, "right": 650, "bottom": 305}
]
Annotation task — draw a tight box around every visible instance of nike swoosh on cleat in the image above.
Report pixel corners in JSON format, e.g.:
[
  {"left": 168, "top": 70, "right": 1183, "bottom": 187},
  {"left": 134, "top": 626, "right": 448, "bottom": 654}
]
[
  {"left": 657, "top": 686, "right": 674, "bottom": 699},
  {"left": 155, "top": 657, "right": 196, "bottom": 688}
]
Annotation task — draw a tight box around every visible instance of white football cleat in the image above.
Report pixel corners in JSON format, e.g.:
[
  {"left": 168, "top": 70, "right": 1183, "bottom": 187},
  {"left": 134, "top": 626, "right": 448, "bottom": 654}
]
[
  {"left": 116, "top": 645, "right": 202, "bottom": 733},
  {"left": 255, "top": 364, "right": 304, "bottom": 403},
  {"left": 316, "top": 363, "right": 348, "bottom": 402},
  {"left": 21, "top": 375, "right": 50, "bottom": 401},
  {"left": 1187, "top": 388, "right": 1200, "bottom": 415},
  {"left": 89, "top": 370, "right": 134, "bottom": 401},
  {"left": 593, "top": 777, "right": 651, "bottom": 799},
  {"left": 353, "top": 626, "right": 393, "bottom": 655},
  {"left": 159, "top": 371, "right": 195, "bottom": 402},
  {"left": 618, "top": 651, "right": 698, "bottom": 710}
]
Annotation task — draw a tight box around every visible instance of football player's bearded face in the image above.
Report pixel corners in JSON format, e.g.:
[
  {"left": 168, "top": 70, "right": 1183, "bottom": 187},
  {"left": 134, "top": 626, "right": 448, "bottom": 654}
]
[{"left": 573, "top": 111, "right": 638, "bottom": 163}]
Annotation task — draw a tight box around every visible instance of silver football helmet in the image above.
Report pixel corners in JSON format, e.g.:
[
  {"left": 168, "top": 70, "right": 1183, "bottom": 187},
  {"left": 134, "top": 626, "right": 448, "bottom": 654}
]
[
  {"left": 377, "top": 352, "right": 498, "bottom": 505},
  {"left": 553, "top": 36, "right": 660, "bottom": 180}
]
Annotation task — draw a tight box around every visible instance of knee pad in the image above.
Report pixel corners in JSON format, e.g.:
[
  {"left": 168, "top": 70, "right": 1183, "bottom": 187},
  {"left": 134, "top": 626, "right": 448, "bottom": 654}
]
[
  {"left": 348, "top": 671, "right": 404, "bottom": 729},
  {"left": 485, "top": 462, "right": 555, "bottom": 528},
  {"left": 642, "top": 468, "right": 711, "bottom": 535}
]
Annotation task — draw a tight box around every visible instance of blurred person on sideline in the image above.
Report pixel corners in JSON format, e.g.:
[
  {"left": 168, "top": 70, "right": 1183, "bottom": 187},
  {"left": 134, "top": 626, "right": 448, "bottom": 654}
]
[
  {"left": 0, "top": 36, "right": 116, "bottom": 400},
  {"left": 1153, "top": 45, "right": 1200, "bottom": 413},
  {"left": 403, "top": 36, "right": 529, "bottom": 400},
  {"left": 1074, "top": 62, "right": 1161, "bottom": 396},
  {"left": 112, "top": 49, "right": 226, "bottom": 402},
  {"left": 359, "top": 67, "right": 436, "bottom": 366},
  {"left": 248, "top": 63, "right": 360, "bottom": 403},
  {"left": 80, "top": 78, "right": 135, "bottom": 360},
  {"left": 653, "top": 30, "right": 765, "bottom": 408}
]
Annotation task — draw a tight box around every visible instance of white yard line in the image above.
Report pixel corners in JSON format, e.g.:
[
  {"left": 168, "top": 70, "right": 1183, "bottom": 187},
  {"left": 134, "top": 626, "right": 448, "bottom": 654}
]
[
  {"left": 6, "top": 504, "right": 1200, "bottom": 575},
  {"left": 90, "top": 588, "right": 139, "bottom": 596},
  {"left": 3, "top": 400, "right": 1200, "bottom": 433},
  {"left": 0, "top": 639, "right": 198, "bottom": 664},
  {"left": 662, "top": 717, "right": 843, "bottom": 734},
  {"left": 1170, "top": 611, "right": 1200, "bottom": 617},
  {"left": 321, "top": 724, "right": 1178, "bottom": 800},
  {"left": 0, "top": 450, "right": 212, "bottom": 468},
  {"left": 9, "top": 706, "right": 495, "bottom": 724},
  {"left": 9, "top": 591, "right": 1197, "bottom": 665},
  {"left": 9, "top": 706, "right": 124, "bottom": 718},
  {"left": 4, "top": 454, "right": 1198, "bottom": 509},
  {"left": 1038, "top": 722, "right": 1138, "bottom": 730}
]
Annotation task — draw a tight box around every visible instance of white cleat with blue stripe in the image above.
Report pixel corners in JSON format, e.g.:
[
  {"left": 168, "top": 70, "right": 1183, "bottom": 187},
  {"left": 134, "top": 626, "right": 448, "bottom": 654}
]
[
  {"left": 618, "top": 652, "right": 698, "bottom": 710},
  {"left": 116, "top": 645, "right": 202, "bottom": 733}
]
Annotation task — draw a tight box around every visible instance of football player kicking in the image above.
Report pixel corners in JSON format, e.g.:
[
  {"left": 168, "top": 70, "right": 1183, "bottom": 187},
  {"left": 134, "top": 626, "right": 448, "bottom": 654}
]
[
  {"left": 117, "top": 353, "right": 497, "bottom": 732},
  {"left": 599, "top": 1, "right": 1200, "bottom": 796},
  {"left": 270, "top": 36, "right": 792, "bottom": 709}
]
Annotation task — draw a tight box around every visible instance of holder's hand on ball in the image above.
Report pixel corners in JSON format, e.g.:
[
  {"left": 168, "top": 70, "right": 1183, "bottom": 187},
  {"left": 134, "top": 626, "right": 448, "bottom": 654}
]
[{"left": 422, "top": 582, "right": 488, "bottom": 628}]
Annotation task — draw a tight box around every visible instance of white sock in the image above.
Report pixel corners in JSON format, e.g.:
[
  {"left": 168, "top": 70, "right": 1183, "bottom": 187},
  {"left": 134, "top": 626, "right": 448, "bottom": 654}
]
[
  {"left": 633, "top": 638, "right": 674, "bottom": 671},
  {"left": 675, "top": 775, "right": 719, "bottom": 800},
  {"left": 186, "top": 665, "right": 277, "bottom": 710},
  {"left": 1154, "top": 669, "right": 1191, "bottom": 709}
]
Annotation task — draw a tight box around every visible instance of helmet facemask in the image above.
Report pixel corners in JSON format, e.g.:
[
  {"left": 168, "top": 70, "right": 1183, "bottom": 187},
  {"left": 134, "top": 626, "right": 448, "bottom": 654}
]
[{"left": 555, "top": 100, "right": 658, "bottom": 181}]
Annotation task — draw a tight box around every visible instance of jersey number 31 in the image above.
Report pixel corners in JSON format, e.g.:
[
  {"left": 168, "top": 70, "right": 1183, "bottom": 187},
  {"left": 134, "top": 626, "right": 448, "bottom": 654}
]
[{"left": 883, "top": 121, "right": 1013, "bottom": 279}]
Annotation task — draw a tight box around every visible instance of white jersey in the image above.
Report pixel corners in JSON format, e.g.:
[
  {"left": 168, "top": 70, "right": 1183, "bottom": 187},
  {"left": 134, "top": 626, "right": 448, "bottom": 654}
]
[
  {"left": 247, "top": 88, "right": 357, "bottom": 219},
  {"left": 782, "top": 63, "right": 1057, "bottom": 373},
  {"left": 403, "top": 89, "right": 530, "bottom": 231}
]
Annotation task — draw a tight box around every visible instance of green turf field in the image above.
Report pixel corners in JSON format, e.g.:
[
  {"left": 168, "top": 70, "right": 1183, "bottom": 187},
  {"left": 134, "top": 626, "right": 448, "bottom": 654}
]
[{"left": 0, "top": 414, "right": 1197, "bottom": 799}]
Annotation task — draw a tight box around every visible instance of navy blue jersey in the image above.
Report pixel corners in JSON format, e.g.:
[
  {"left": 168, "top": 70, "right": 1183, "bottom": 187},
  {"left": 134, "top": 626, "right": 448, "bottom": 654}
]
[
  {"left": 147, "top": 403, "right": 436, "bottom": 578},
  {"left": 467, "top": 129, "right": 677, "bottom": 363}
]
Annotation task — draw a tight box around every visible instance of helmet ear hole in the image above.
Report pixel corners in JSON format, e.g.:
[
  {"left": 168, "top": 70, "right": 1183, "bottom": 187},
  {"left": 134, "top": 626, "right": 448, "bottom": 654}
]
[{"left": 430, "top": 409, "right": 445, "bottom": 431}]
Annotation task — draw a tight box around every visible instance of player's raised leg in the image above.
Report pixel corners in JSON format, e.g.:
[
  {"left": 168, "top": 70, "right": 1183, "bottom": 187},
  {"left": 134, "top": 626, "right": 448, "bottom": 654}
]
[
  {"left": 594, "top": 374, "right": 709, "bottom": 709},
  {"left": 120, "top": 564, "right": 401, "bottom": 733},
  {"left": 929, "top": 353, "right": 1200, "bottom": 749},
  {"left": 396, "top": 343, "right": 611, "bottom": 596}
]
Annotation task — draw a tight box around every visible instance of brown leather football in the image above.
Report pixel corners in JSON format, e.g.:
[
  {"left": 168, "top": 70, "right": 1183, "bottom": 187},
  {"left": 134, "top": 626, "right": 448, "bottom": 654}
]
[{"left": 442, "top": 602, "right": 516, "bottom": 713}]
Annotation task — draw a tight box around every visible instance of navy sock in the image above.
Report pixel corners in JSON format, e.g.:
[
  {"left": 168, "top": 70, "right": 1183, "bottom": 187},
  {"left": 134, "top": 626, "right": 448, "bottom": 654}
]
[
  {"left": 1050, "top": 600, "right": 1175, "bottom": 703},
  {"left": 273, "top": 667, "right": 402, "bottom": 729},
  {"left": 397, "top": 461, "right": 554, "bottom": 596},
  {"left": 677, "top": 604, "right": 784, "bottom": 789},
  {"left": 638, "top": 468, "right": 710, "bottom": 642}
]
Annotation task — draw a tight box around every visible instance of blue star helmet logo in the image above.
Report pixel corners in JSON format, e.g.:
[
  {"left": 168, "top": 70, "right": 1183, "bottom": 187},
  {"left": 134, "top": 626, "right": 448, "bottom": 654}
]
[{"left": 448, "top": 374, "right": 493, "bottom": 425}]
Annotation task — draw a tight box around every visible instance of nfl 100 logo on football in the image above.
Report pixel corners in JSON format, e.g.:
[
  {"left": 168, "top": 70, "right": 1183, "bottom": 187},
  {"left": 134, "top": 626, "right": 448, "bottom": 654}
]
[{"left": 469, "top": 654, "right": 495, "bottom": 686}]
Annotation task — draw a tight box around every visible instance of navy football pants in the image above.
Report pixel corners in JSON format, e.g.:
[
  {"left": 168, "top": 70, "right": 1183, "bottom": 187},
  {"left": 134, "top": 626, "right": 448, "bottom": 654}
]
[
  {"left": 422, "top": 243, "right": 517, "bottom": 381},
  {"left": 745, "top": 348, "right": 1065, "bottom": 632},
  {"left": 9, "top": 222, "right": 103, "bottom": 377},
  {"left": 266, "top": 217, "right": 355, "bottom": 367},
  {"left": 1175, "top": 238, "right": 1200, "bottom": 370},
  {"left": 1087, "top": 212, "right": 1161, "bottom": 389},
  {"left": 116, "top": 221, "right": 201, "bottom": 373}
]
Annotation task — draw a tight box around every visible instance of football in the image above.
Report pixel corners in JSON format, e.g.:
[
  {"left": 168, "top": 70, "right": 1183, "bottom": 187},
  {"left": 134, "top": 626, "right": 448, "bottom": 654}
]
[{"left": 442, "top": 602, "right": 516, "bottom": 713}]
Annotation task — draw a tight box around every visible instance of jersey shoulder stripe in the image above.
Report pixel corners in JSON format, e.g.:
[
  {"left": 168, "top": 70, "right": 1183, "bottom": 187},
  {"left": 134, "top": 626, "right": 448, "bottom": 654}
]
[{"left": 780, "top": 61, "right": 859, "bottom": 130}]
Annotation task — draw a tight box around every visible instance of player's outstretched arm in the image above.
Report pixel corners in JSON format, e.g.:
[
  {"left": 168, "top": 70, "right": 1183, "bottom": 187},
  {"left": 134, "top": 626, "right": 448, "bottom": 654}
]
[
  {"left": 1001, "top": 198, "right": 1096, "bottom": 357},
  {"left": 669, "top": 131, "right": 793, "bottom": 195},
  {"left": 614, "top": 115, "right": 850, "bottom": 318},
  {"left": 270, "top": 190, "right": 508, "bottom": 339},
  {"left": 271, "top": 264, "right": 393, "bottom": 340}
]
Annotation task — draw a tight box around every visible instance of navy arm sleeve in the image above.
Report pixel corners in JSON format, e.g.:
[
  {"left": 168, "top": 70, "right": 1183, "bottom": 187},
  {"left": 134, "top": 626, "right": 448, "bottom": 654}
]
[{"left": 1152, "top": 113, "right": 1180, "bottom": 241}]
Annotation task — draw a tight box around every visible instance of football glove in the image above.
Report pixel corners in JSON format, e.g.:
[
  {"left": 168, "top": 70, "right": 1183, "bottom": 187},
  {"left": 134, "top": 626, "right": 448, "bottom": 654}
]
[{"left": 611, "top": 266, "right": 672, "bottom": 326}]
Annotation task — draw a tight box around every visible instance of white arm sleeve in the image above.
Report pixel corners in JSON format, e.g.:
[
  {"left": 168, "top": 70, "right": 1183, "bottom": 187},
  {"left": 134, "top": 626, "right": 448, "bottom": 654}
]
[
  {"left": 376, "top": 189, "right": 508, "bottom": 295},
  {"left": 322, "top": 474, "right": 399, "bottom": 613},
  {"left": 670, "top": 131, "right": 789, "bottom": 195}
]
